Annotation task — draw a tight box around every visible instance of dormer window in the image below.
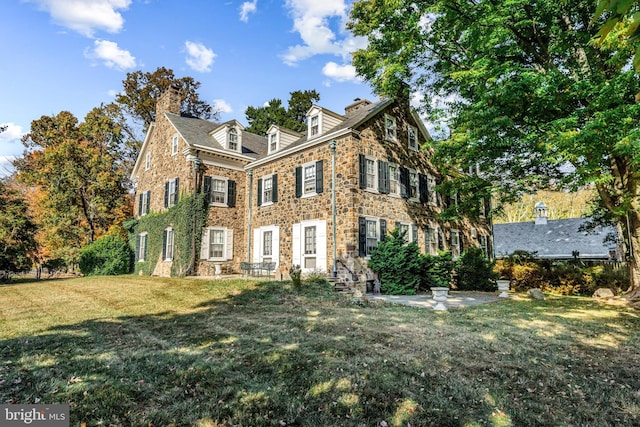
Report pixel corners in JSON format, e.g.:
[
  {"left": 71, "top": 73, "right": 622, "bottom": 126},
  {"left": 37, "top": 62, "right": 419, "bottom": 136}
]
[
  {"left": 228, "top": 128, "right": 238, "bottom": 151},
  {"left": 269, "top": 133, "right": 278, "bottom": 153},
  {"left": 310, "top": 115, "right": 319, "bottom": 136}
]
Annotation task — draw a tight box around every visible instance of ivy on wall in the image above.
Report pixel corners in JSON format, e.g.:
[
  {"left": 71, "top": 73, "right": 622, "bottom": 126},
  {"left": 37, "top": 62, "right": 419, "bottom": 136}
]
[{"left": 126, "top": 193, "right": 209, "bottom": 277}]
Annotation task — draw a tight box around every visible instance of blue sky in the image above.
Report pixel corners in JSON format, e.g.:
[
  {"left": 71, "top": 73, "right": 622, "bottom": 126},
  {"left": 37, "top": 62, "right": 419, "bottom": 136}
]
[{"left": 0, "top": 0, "right": 377, "bottom": 174}]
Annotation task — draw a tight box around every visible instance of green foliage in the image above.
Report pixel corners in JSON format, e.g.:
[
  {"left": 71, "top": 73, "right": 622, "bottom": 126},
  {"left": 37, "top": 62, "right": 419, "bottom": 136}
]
[
  {"left": 116, "top": 66, "right": 215, "bottom": 131},
  {"left": 420, "top": 251, "right": 455, "bottom": 291},
  {"left": 0, "top": 180, "right": 36, "bottom": 280},
  {"left": 454, "top": 247, "right": 497, "bottom": 291},
  {"left": 304, "top": 269, "right": 327, "bottom": 285},
  {"left": 130, "top": 194, "right": 209, "bottom": 277},
  {"left": 368, "top": 228, "right": 423, "bottom": 295},
  {"left": 290, "top": 264, "right": 302, "bottom": 289},
  {"left": 244, "top": 90, "right": 320, "bottom": 135},
  {"left": 79, "top": 234, "right": 132, "bottom": 276}
]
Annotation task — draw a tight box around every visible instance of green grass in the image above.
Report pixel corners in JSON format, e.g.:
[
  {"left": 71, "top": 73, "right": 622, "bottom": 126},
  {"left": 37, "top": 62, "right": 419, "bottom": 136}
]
[{"left": 1, "top": 276, "right": 640, "bottom": 426}]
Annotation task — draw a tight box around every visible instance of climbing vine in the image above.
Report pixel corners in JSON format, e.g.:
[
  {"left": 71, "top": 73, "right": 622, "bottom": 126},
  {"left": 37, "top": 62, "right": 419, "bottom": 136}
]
[{"left": 126, "top": 193, "right": 209, "bottom": 277}]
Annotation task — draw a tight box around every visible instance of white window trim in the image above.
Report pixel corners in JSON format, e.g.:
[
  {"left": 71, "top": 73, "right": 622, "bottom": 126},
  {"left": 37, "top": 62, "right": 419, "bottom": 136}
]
[
  {"left": 268, "top": 132, "right": 279, "bottom": 154},
  {"left": 363, "top": 156, "right": 378, "bottom": 192},
  {"left": 165, "top": 228, "right": 174, "bottom": 261},
  {"left": 427, "top": 174, "right": 437, "bottom": 207},
  {"left": 364, "top": 217, "right": 381, "bottom": 258},
  {"left": 408, "top": 125, "right": 418, "bottom": 151},
  {"left": 228, "top": 128, "right": 240, "bottom": 152},
  {"left": 292, "top": 219, "right": 327, "bottom": 273},
  {"left": 301, "top": 161, "right": 317, "bottom": 198},
  {"left": 145, "top": 153, "right": 150, "bottom": 171},
  {"left": 308, "top": 113, "right": 322, "bottom": 139},
  {"left": 141, "top": 190, "right": 150, "bottom": 216},
  {"left": 171, "top": 134, "right": 179, "bottom": 156},
  {"left": 261, "top": 174, "right": 275, "bottom": 206},
  {"left": 479, "top": 234, "right": 489, "bottom": 258},
  {"left": 385, "top": 114, "right": 397, "bottom": 142},
  {"left": 201, "top": 226, "right": 234, "bottom": 261},
  {"left": 209, "top": 176, "right": 228, "bottom": 207},
  {"left": 389, "top": 163, "right": 401, "bottom": 197},
  {"left": 253, "top": 225, "right": 280, "bottom": 268},
  {"left": 138, "top": 232, "right": 147, "bottom": 262},
  {"left": 408, "top": 169, "right": 419, "bottom": 200},
  {"left": 450, "top": 229, "right": 461, "bottom": 259},
  {"left": 397, "top": 222, "right": 415, "bottom": 243}
]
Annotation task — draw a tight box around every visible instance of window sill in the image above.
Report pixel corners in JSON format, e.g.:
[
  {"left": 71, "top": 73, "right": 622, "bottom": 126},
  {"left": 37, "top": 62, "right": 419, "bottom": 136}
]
[
  {"left": 209, "top": 202, "right": 228, "bottom": 208},
  {"left": 260, "top": 201, "right": 274, "bottom": 207},
  {"left": 300, "top": 192, "right": 318, "bottom": 199}
]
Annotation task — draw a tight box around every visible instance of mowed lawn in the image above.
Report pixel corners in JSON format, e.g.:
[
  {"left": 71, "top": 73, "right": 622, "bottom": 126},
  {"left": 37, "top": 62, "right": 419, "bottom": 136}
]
[{"left": 1, "top": 276, "right": 640, "bottom": 426}]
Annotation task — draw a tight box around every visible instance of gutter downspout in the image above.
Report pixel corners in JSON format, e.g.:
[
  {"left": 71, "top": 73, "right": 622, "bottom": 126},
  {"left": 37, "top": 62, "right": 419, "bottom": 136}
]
[
  {"left": 190, "top": 153, "right": 202, "bottom": 276},
  {"left": 330, "top": 140, "right": 337, "bottom": 278},
  {"left": 247, "top": 170, "right": 254, "bottom": 263}
]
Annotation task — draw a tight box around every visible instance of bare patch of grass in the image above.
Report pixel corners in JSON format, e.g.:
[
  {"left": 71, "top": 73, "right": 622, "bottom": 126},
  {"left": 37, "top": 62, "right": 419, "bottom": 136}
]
[{"left": 1, "top": 276, "right": 640, "bottom": 426}]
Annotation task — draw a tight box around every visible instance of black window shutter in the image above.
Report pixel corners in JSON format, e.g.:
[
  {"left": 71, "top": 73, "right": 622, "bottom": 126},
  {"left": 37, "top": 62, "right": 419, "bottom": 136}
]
[
  {"left": 295, "top": 166, "right": 302, "bottom": 198},
  {"left": 412, "top": 224, "right": 418, "bottom": 243},
  {"left": 138, "top": 193, "right": 143, "bottom": 216},
  {"left": 272, "top": 174, "right": 278, "bottom": 203},
  {"left": 460, "top": 234, "right": 464, "bottom": 253},
  {"left": 146, "top": 191, "right": 151, "bottom": 214},
  {"left": 257, "top": 178, "right": 263, "bottom": 206},
  {"left": 379, "top": 161, "right": 389, "bottom": 194},
  {"left": 227, "top": 180, "right": 236, "bottom": 207},
  {"left": 174, "top": 177, "right": 179, "bottom": 205},
  {"left": 315, "top": 160, "right": 323, "bottom": 193},
  {"left": 484, "top": 198, "right": 491, "bottom": 217},
  {"left": 419, "top": 174, "right": 428, "bottom": 203},
  {"left": 144, "top": 236, "right": 148, "bottom": 261},
  {"left": 358, "top": 154, "right": 366, "bottom": 189},
  {"left": 164, "top": 181, "right": 169, "bottom": 208},
  {"left": 203, "top": 176, "right": 212, "bottom": 203},
  {"left": 358, "top": 217, "right": 367, "bottom": 257},
  {"left": 436, "top": 178, "right": 442, "bottom": 207},
  {"left": 135, "top": 235, "right": 140, "bottom": 262},
  {"left": 399, "top": 167, "right": 410, "bottom": 199},
  {"left": 438, "top": 228, "right": 445, "bottom": 250},
  {"left": 380, "top": 219, "right": 387, "bottom": 242},
  {"left": 162, "top": 230, "right": 167, "bottom": 260}
]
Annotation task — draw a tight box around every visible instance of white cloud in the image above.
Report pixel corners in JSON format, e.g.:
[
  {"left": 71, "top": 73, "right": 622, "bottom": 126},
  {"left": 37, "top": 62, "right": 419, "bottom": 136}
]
[
  {"left": 28, "top": 0, "right": 131, "bottom": 37},
  {"left": 322, "top": 61, "right": 359, "bottom": 82},
  {"left": 85, "top": 40, "right": 136, "bottom": 70},
  {"left": 212, "top": 99, "right": 232, "bottom": 114},
  {"left": 0, "top": 123, "right": 25, "bottom": 142},
  {"left": 239, "top": 0, "right": 258, "bottom": 22},
  {"left": 281, "top": 0, "right": 367, "bottom": 65},
  {"left": 184, "top": 41, "right": 216, "bottom": 73},
  {"left": 0, "top": 156, "right": 16, "bottom": 178}
]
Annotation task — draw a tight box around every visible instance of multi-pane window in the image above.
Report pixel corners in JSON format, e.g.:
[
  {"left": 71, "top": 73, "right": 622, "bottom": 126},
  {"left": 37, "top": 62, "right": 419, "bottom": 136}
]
[
  {"left": 304, "top": 164, "right": 316, "bottom": 194},
  {"left": 479, "top": 234, "right": 489, "bottom": 258},
  {"left": 427, "top": 175, "right": 437, "bottom": 206},
  {"left": 389, "top": 164, "right": 400, "bottom": 195},
  {"left": 409, "top": 171, "right": 418, "bottom": 199},
  {"left": 263, "top": 176, "right": 273, "bottom": 204},
  {"left": 385, "top": 114, "right": 397, "bottom": 141},
  {"left": 269, "top": 133, "right": 277, "bottom": 152},
  {"left": 171, "top": 135, "right": 179, "bottom": 155},
  {"left": 211, "top": 179, "right": 227, "bottom": 204},
  {"left": 140, "top": 191, "right": 150, "bottom": 216},
  {"left": 399, "top": 223, "right": 410, "bottom": 242},
  {"left": 426, "top": 227, "right": 438, "bottom": 255},
  {"left": 366, "top": 220, "right": 378, "bottom": 256},
  {"left": 365, "top": 158, "right": 376, "bottom": 189},
  {"left": 138, "top": 233, "right": 147, "bottom": 262},
  {"left": 145, "top": 153, "right": 150, "bottom": 170},
  {"left": 168, "top": 179, "right": 177, "bottom": 205},
  {"left": 263, "top": 230, "right": 273, "bottom": 257},
  {"left": 408, "top": 125, "right": 418, "bottom": 150},
  {"left": 304, "top": 226, "right": 317, "bottom": 268},
  {"left": 228, "top": 128, "right": 238, "bottom": 150},
  {"left": 310, "top": 115, "right": 319, "bottom": 136},
  {"left": 165, "top": 229, "right": 174, "bottom": 261},
  {"left": 209, "top": 229, "right": 225, "bottom": 259},
  {"left": 451, "top": 230, "right": 461, "bottom": 258}
]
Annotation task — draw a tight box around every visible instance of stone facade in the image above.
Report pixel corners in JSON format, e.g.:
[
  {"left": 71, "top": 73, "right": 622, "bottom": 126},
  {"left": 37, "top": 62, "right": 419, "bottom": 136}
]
[{"left": 131, "top": 88, "right": 492, "bottom": 279}]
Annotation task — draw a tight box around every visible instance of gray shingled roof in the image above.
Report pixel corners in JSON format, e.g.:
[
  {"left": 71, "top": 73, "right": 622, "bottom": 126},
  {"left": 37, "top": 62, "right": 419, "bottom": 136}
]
[
  {"left": 493, "top": 218, "right": 617, "bottom": 259},
  {"left": 165, "top": 113, "right": 267, "bottom": 158}
]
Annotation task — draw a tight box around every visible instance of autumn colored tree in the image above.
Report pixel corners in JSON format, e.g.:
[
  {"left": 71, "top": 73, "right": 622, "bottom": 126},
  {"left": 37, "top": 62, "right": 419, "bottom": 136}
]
[
  {"left": 14, "top": 106, "right": 132, "bottom": 266},
  {"left": 0, "top": 178, "right": 36, "bottom": 280},
  {"left": 245, "top": 90, "right": 320, "bottom": 135},
  {"left": 349, "top": 0, "right": 640, "bottom": 298}
]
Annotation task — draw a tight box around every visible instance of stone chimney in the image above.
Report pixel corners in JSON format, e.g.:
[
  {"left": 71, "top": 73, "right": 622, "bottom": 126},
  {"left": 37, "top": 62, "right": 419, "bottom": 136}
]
[
  {"left": 345, "top": 98, "right": 372, "bottom": 116},
  {"left": 534, "top": 201, "right": 548, "bottom": 225},
  {"left": 156, "top": 85, "right": 181, "bottom": 118}
]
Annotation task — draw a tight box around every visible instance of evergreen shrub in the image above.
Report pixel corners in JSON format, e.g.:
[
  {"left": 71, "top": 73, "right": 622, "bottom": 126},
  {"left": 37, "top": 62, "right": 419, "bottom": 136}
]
[
  {"left": 454, "top": 247, "right": 497, "bottom": 291},
  {"left": 79, "top": 234, "right": 132, "bottom": 276},
  {"left": 368, "top": 228, "right": 423, "bottom": 295},
  {"left": 419, "top": 250, "right": 455, "bottom": 291}
]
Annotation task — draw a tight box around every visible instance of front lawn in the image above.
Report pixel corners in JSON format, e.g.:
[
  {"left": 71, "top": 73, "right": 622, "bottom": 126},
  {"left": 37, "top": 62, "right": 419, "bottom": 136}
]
[{"left": 1, "top": 276, "right": 639, "bottom": 426}]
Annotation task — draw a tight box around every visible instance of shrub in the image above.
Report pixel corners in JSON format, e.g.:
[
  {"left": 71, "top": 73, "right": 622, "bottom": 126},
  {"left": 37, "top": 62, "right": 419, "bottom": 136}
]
[
  {"left": 368, "top": 228, "right": 423, "bottom": 295},
  {"left": 419, "top": 250, "right": 455, "bottom": 291},
  {"left": 454, "top": 247, "right": 497, "bottom": 291},
  {"left": 79, "top": 235, "right": 132, "bottom": 276},
  {"left": 290, "top": 264, "right": 302, "bottom": 289},
  {"left": 304, "top": 269, "right": 327, "bottom": 284}
]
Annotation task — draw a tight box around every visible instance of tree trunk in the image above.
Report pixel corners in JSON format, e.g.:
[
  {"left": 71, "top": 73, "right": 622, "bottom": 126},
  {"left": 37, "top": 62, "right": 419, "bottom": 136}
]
[{"left": 624, "top": 211, "right": 640, "bottom": 300}]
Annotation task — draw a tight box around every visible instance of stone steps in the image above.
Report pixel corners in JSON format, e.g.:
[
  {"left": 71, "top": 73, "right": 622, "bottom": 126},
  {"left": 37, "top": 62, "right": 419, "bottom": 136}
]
[{"left": 327, "top": 277, "right": 354, "bottom": 293}]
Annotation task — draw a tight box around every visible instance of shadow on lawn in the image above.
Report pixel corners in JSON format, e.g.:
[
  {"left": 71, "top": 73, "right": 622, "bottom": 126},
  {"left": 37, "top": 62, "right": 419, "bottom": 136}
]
[{"left": 2, "top": 281, "right": 640, "bottom": 426}]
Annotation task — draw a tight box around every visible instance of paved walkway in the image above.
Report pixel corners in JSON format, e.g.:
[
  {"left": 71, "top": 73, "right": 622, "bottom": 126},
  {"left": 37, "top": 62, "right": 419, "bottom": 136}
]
[{"left": 367, "top": 291, "right": 504, "bottom": 309}]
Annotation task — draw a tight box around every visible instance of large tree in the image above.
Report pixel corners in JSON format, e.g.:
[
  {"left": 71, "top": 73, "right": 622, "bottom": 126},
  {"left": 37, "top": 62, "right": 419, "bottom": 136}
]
[
  {"left": 116, "top": 66, "right": 215, "bottom": 131},
  {"left": 0, "top": 178, "right": 36, "bottom": 279},
  {"left": 349, "top": 0, "right": 640, "bottom": 297},
  {"left": 14, "top": 107, "right": 132, "bottom": 265},
  {"left": 245, "top": 90, "right": 320, "bottom": 135}
]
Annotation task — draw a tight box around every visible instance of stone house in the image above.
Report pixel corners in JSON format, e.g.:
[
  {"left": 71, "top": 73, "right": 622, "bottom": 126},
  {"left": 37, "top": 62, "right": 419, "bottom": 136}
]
[{"left": 130, "top": 87, "right": 492, "bottom": 284}]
